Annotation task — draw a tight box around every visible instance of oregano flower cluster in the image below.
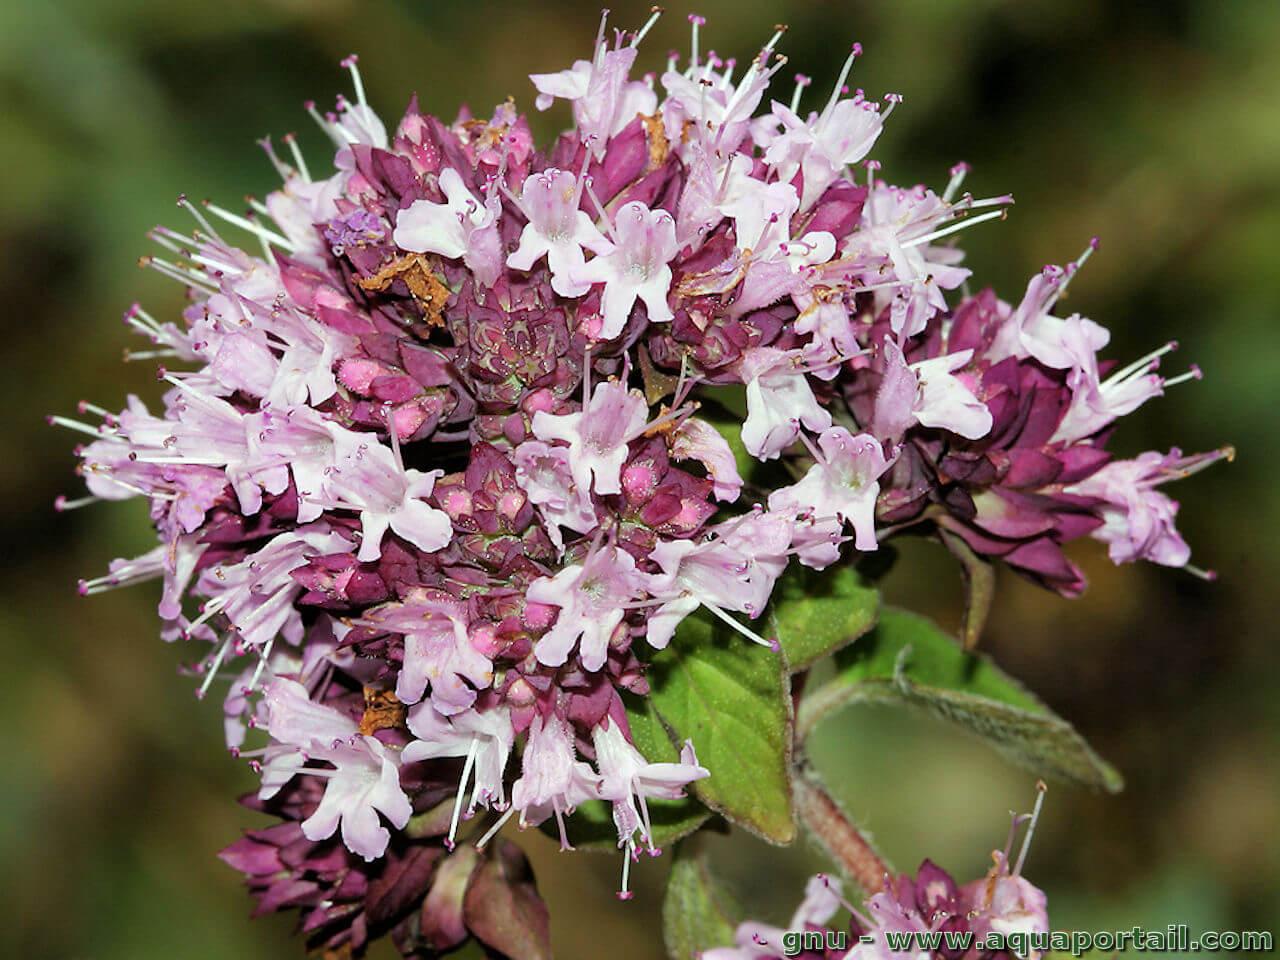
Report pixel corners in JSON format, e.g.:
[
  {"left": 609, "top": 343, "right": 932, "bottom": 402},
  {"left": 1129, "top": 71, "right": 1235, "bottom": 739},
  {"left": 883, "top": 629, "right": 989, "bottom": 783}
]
[{"left": 55, "top": 9, "right": 1227, "bottom": 958}]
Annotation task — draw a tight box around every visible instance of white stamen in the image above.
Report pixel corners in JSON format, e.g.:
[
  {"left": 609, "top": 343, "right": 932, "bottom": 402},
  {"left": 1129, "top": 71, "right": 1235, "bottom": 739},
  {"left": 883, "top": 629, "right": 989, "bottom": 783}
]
[
  {"left": 582, "top": 178, "right": 619, "bottom": 243},
  {"left": 343, "top": 55, "right": 369, "bottom": 111},
  {"left": 1012, "top": 780, "right": 1047, "bottom": 876},
  {"left": 901, "top": 208, "right": 1005, "bottom": 248},
  {"left": 593, "top": 9, "right": 610, "bottom": 68},
  {"left": 273, "top": 764, "right": 341, "bottom": 780},
  {"left": 631, "top": 7, "right": 662, "bottom": 47},
  {"left": 197, "top": 635, "right": 234, "bottom": 700},
  {"left": 700, "top": 598, "right": 774, "bottom": 648},
  {"left": 1183, "top": 563, "right": 1217, "bottom": 582},
  {"left": 789, "top": 73, "right": 811, "bottom": 113},
  {"left": 821, "top": 43, "right": 860, "bottom": 121},
  {"left": 1108, "top": 341, "right": 1177, "bottom": 384},
  {"left": 1161, "top": 367, "right": 1202, "bottom": 389},
  {"left": 56, "top": 494, "right": 100, "bottom": 512},
  {"left": 688, "top": 14, "right": 704, "bottom": 71},
  {"left": 187, "top": 595, "right": 229, "bottom": 635},
  {"left": 475, "top": 807, "right": 515, "bottom": 850},
  {"left": 1046, "top": 238, "right": 1099, "bottom": 307},
  {"left": 178, "top": 195, "right": 223, "bottom": 241},
  {"left": 203, "top": 202, "right": 295, "bottom": 251},
  {"left": 636, "top": 789, "right": 656, "bottom": 851},
  {"left": 448, "top": 737, "right": 480, "bottom": 847},
  {"left": 817, "top": 872, "right": 875, "bottom": 929},
  {"left": 245, "top": 636, "right": 275, "bottom": 694},
  {"left": 385, "top": 406, "right": 406, "bottom": 473},
  {"left": 186, "top": 250, "right": 240, "bottom": 275},
  {"left": 618, "top": 840, "right": 635, "bottom": 900},
  {"left": 143, "top": 256, "right": 219, "bottom": 292},
  {"left": 283, "top": 135, "right": 312, "bottom": 183},
  {"left": 942, "top": 164, "right": 970, "bottom": 203},
  {"left": 719, "top": 58, "right": 737, "bottom": 90},
  {"left": 48, "top": 416, "right": 116, "bottom": 440}
]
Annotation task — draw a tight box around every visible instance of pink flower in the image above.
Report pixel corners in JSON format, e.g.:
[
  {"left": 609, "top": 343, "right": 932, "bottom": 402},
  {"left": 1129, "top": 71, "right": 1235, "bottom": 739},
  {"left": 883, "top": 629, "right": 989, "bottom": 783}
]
[
  {"left": 762, "top": 50, "right": 885, "bottom": 208},
  {"left": 527, "top": 544, "right": 646, "bottom": 670},
  {"left": 782, "top": 230, "right": 838, "bottom": 271},
  {"left": 364, "top": 594, "right": 493, "bottom": 711},
  {"left": 508, "top": 714, "right": 602, "bottom": 847},
  {"left": 644, "top": 511, "right": 792, "bottom": 648},
  {"left": 1051, "top": 341, "right": 1181, "bottom": 445},
  {"left": 769, "top": 427, "right": 889, "bottom": 554},
  {"left": 392, "top": 167, "right": 502, "bottom": 286},
  {"left": 703, "top": 874, "right": 844, "bottom": 959},
  {"left": 845, "top": 184, "right": 974, "bottom": 333},
  {"left": 738, "top": 347, "right": 832, "bottom": 460},
  {"left": 80, "top": 533, "right": 207, "bottom": 631},
  {"left": 794, "top": 297, "right": 858, "bottom": 377},
  {"left": 1066, "top": 448, "right": 1230, "bottom": 567},
  {"left": 512, "top": 439, "right": 598, "bottom": 545},
  {"left": 507, "top": 168, "right": 611, "bottom": 297},
  {"left": 530, "top": 26, "right": 656, "bottom": 157},
  {"left": 256, "top": 405, "right": 345, "bottom": 524},
  {"left": 960, "top": 852, "right": 1050, "bottom": 948},
  {"left": 991, "top": 259, "right": 1109, "bottom": 369},
  {"left": 661, "top": 59, "right": 768, "bottom": 160},
  {"left": 141, "top": 379, "right": 288, "bottom": 518},
  {"left": 593, "top": 721, "right": 708, "bottom": 853},
  {"left": 262, "top": 678, "right": 412, "bottom": 861},
  {"left": 872, "top": 338, "right": 993, "bottom": 441},
  {"left": 195, "top": 523, "right": 351, "bottom": 650},
  {"left": 404, "top": 702, "right": 514, "bottom": 845},
  {"left": 573, "top": 201, "right": 677, "bottom": 338},
  {"left": 716, "top": 154, "right": 801, "bottom": 253},
  {"left": 531, "top": 380, "right": 650, "bottom": 497},
  {"left": 318, "top": 433, "right": 452, "bottom": 562},
  {"left": 670, "top": 417, "right": 743, "bottom": 503}
]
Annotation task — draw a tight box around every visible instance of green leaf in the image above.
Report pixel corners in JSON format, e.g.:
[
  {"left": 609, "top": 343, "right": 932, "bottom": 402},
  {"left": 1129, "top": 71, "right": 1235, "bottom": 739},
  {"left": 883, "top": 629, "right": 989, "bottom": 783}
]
[
  {"left": 662, "top": 842, "right": 739, "bottom": 960},
  {"left": 543, "top": 695, "right": 710, "bottom": 853},
  {"left": 647, "top": 609, "right": 797, "bottom": 843},
  {"left": 769, "top": 564, "right": 880, "bottom": 672},
  {"left": 799, "top": 607, "right": 1123, "bottom": 792}
]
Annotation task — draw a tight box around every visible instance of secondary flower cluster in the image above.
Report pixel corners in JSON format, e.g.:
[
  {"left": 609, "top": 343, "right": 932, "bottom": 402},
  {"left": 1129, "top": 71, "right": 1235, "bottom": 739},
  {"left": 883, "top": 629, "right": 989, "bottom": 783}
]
[
  {"left": 56, "top": 9, "right": 1225, "bottom": 957},
  {"left": 706, "top": 793, "right": 1052, "bottom": 960},
  {"left": 706, "top": 855, "right": 1049, "bottom": 960}
]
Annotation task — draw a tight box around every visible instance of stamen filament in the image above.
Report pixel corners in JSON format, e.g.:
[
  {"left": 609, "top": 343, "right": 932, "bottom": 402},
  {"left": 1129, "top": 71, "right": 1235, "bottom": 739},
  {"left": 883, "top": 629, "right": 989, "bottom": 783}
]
[
  {"left": 902, "top": 208, "right": 1006, "bottom": 249},
  {"left": 448, "top": 738, "right": 480, "bottom": 847},
  {"left": 203, "top": 202, "right": 295, "bottom": 250},
  {"left": 283, "top": 134, "right": 312, "bottom": 183},
  {"left": 701, "top": 598, "right": 774, "bottom": 648},
  {"left": 475, "top": 807, "right": 515, "bottom": 850},
  {"left": 1012, "top": 780, "right": 1047, "bottom": 876},
  {"left": 631, "top": 7, "right": 662, "bottom": 47},
  {"left": 197, "top": 635, "right": 233, "bottom": 700}
]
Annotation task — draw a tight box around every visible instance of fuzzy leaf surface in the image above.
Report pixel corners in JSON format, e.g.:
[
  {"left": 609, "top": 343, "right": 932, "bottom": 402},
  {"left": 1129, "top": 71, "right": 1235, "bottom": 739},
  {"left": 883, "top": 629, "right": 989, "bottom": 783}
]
[
  {"left": 769, "top": 564, "right": 880, "bottom": 672},
  {"left": 662, "top": 842, "right": 739, "bottom": 960},
  {"left": 648, "top": 609, "right": 796, "bottom": 843},
  {"left": 801, "top": 607, "right": 1123, "bottom": 791}
]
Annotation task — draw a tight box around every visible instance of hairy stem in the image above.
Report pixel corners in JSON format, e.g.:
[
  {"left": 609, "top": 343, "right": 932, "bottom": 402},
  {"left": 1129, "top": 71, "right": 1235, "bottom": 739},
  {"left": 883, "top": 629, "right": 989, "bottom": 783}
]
[{"left": 793, "top": 762, "right": 890, "bottom": 895}]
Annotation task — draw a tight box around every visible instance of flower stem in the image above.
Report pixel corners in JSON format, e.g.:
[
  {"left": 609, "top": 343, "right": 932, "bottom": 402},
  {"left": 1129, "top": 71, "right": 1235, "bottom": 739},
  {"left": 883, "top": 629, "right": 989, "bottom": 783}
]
[{"left": 793, "top": 761, "right": 890, "bottom": 895}]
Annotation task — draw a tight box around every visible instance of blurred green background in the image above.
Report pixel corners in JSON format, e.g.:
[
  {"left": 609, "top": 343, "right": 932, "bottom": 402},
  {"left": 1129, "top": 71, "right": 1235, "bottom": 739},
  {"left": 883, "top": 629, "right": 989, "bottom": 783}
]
[{"left": 3, "top": 0, "right": 1277, "bottom": 956}]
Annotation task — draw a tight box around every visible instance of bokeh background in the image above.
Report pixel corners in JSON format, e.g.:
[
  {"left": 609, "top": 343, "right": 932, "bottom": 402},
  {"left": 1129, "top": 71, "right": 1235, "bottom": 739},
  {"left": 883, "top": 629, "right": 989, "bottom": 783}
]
[{"left": 3, "top": 0, "right": 1277, "bottom": 956}]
